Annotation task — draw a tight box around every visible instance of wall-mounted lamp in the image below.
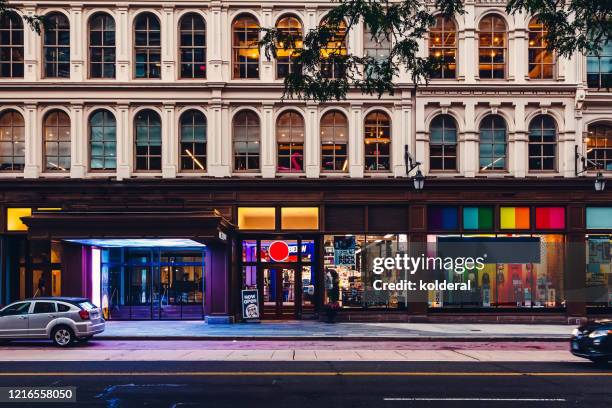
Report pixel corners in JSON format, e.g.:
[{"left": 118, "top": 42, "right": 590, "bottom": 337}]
[{"left": 404, "top": 144, "right": 424, "bottom": 191}]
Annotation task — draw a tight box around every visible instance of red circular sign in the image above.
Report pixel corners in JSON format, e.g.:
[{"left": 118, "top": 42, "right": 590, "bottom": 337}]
[{"left": 268, "top": 241, "right": 289, "bottom": 262}]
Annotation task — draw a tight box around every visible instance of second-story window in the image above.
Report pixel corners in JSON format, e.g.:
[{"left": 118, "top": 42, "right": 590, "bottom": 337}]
[
  {"left": 43, "top": 110, "right": 71, "bottom": 171},
  {"left": 321, "top": 18, "right": 347, "bottom": 79},
  {"left": 180, "top": 109, "right": 207, "bottom": 171},
  {"left": 478, "top": 14, "right": 506, "bottom": 79},
  {"left": 528, "top": 17, "right": 554, "bottom": 79},
  {"left": 232, "top": 15, "right": 259, "bottom": 79},
  {"left": 587, "top": 36, "right": 612, "bottom": 89},
  {"left": 276, "top": 16, "right": 302, "bottom": 79},
  {"left": 320, "top": 110, "right": 348, "bottom": 172},
  {"left": 586, "top": 123, "right": 612, "bottom": 171},
  {"left": 428, "top": 16, "right": 456, "bottom": 79},
  {"left": 528, "top": 114, "right": 557, "bottom": 171},
  {"left": 134, "top": 109, "right": 162, "bottom": 171},
  {"left": 134, "top": 13, "right": 161, "bottom": 79},
  {"left": 429, "top": 114, "right": 457, "bottom": 171},
  {"left": 0, "top": 110, "right": 25, "bottom": 171},
  {"left": 89, "top": 109, "right": 117, "bottom": 170},
  {"left": 0, "top": 12, "right": 24, "bottom": 78},
  {"left": 43, "top": 13, "right": 70, "bottom": 78},
  {"left": 364, "top": 111, "right": 391, "bottom": 172},
  {"left": 479, "top": 114, "right": 507, "bottom": 171},
  {"left": 89, "top": 13, "right": 116, "bottom": 78},
  {"left": 179, "top": 13, "right": 206, "bottom": 79},
  {"left": 277, "top": 110, "right": 304, "bottom": 173},
  {"left": 233, "top": 110, "right": 260, "bottom": 171}
]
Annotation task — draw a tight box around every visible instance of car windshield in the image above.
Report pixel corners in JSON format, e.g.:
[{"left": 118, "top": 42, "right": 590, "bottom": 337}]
[{"left": 79, "top": 301, "right": 96, "bottom": 311}]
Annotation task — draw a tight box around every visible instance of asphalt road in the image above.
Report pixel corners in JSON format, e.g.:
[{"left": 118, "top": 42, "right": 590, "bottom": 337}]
[{"left": 0, "top": 360, "right": 610, "bottom": 408}]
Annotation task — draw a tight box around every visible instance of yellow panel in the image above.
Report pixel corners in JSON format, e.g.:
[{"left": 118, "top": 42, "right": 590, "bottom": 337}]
[
  {"left": 281, "top": 207, "right": 319, "bottom": 230},
  {"left": 238, "top": 207, "right": 276, "bottom": 230},
  {"left": 499, "top": 207, "right": 515, "bottom": 229},
  {"left": 37, "top": 208, "right": 62, "bottom": 211},
  {"left": 6, "top": 208, "right": 31, "bottom": 231}
]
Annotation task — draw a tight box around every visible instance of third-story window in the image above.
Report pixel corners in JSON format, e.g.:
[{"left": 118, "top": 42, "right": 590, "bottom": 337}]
[
  {"left": 586, "top": 123, "right": 612, "bottom": 171},
  {"left": 587, "top": 36, "right": 612, "bottom": 89},
  {"left": 89, "top": 109, "right": 116, "bottom": 170},
  {"left": 276, "top": 16, "right": 302, "bottom": 79},
  {"left": 233, "top": 110, "right": 260, "bottom": 171},
  {"left": 0, "top": 110, "right": 25, "bottom": 171},
  {"left": 179, "top": 13, "right": 206, "bottom": 79},
  {"left": 528, "top": 17, "right": 554, "bottom": 79},
  {"left": 134, "top": 109, "right": 162, "bottom": 171},
  {"left": 277, "top": 110, "right": 304, "bottom": 173},
  {"left": 43, "top": 13, "right": 70, "bottom": 78},
  {"left": 134, "top": 13, "right": 161, "bottom": 79},
  {"left": 320, "top": 111, "right": 348, "bottom": 172},
  {"left": 321, "top": 18, "right": 347, "bottom": 79},
  {"left": 528, "top": 115, "right": 557, "bottom": 171},
  {"left": 43, "top": 110, "right": 71, "bottom": 171},
  {"left": 89, "top": 13, "right": 116, "bottom": 79},
  {"left": 478, "top": 14, "right": 506, "bottom": 79},
  {"left": 180, "top": 110, "right": 207, "bottom": 171},
  {"left": 232, "top": 15, "right": 259, "bottom": 79},
  {"left": 364, "top": 111, "right": 391, "bottom": 172},
  {"left": 429, "top": 114, "right": 457, "bottom": 171},
  {"left": 0, "top": 12, "right": 24, "bottom": 78},
  {"left": 429, "top": 16, "right": 456, "bottom": 79},
  {"left": 479, "top": 114, "right": 507, "bottom": 171}
]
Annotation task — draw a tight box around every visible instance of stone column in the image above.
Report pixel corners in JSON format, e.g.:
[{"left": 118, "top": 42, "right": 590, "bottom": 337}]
[
  {"left": 23, "top": 7, "right": 38, "bottom": 81},
  {"left": 305, "top": 103, "right": 320, "bottom": 178},
  {"left": 162, "top": 103, "right": 177, "bottom": 178},
  {"left": 462, "top": 101, "right": 478, "bottom": 177},
  {"left": 561, "top": 102, "right": 577, "bottom": 178},
  {"left": 69, "top": 102, "right": 86, "bottom": 178},
  {"left": 70, "top": 5, "right": 85, "bottom": 81},
  {"left": 512, "top": 101, "right": 527, "bottom": 177},
  {"left": 23, "top": 103, "right": 40, "bottom": 178},
  {"left": 208, "top": 3, "right": 224, "bottom": 82},
  {"left": 260, "top": 8, "right": 274, "bottom": 82},
  {"left": 161, "top": 5, "right": 176, "bottom": 82},
  {"left": 261, "top": 104, "right": 276, "bottom": 178},
  {"left": 393, "top": 99, "right": 411, "bottom": 177},
  {"left": 115, "top": 103, "right": 131, "bottom": 180},
  {"left": 116, "top": 7, "right": 130, "bottom": 81},
  {"left": 414, "top": 101, "right": 428, "bottom": 174},
  {"left": 462, "top": 3, "right": 476, "bottom": 83},
  {"left": 349, "top": 103, "right": 364, "bottom": 177}
]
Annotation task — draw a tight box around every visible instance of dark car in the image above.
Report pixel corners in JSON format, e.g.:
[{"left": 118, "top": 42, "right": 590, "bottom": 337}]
[{"left": 571, "top": 319, "right": 612, "bottom": 363}]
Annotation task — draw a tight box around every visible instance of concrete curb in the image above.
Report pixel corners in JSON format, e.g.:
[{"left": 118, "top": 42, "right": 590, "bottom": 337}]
[{"left": 96, "top": 335, "right": 569, "bottom": 342}]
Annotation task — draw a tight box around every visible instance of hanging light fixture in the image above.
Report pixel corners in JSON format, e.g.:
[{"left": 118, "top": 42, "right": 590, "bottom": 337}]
[{"left": 595, "top": 172, "right": 606, "bottom": 192}]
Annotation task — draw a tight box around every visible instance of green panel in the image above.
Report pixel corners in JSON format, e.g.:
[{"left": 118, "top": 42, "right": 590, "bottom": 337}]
[{"left": 478, "top": 207, "right": 494, "bottom": 230}]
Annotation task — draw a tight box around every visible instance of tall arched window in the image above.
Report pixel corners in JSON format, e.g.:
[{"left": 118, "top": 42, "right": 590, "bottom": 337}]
[
  {"left": 277, "top": 111, "right": 304, "bottom": 173},
  {"left": 89, "top": 13, "right": 116, "bottom": 78},
  {"left": 528, "top": 17, "right": 554, "bottom": 79},
  {"left": 429, "top": 114, "right": 457, "bottom": 171},
  {"left": 321, "top": 18, "right": 347, "bottom": 79},
  {"left": 320, "top": 111, "right": 348, "bottom": 172},
  {"left": 180, "top": 110, "right": 207, "bottom": 171},
  {"left": 134, "top": 109, "right": 161, "bottom": 171},
  {"left": 89, "top": 109, "right": 116, "bottom": 170},
  {"left": 276, "top": 16, "right": 302, "bottom": 79},
  {"left": 586, "top": 123, "right": 612, "bottom": 171},
  {"left": 0, "top": 110, "right": 25, "bottom": 170},
  {"left": 479, "top": 115, "right": 507, "bottom": 171},
  {"left": 43, "top": 110, "right": 71, "bottom": 171},
  {"left": 43, "top": 13, "right": 70, "bottom": 78},
  {"left": 233, "top": 111, "right": 260, "bottom": 171},
  {"left": 232, "top": 15, "right": 259, "bottom": 79},
  {"left": 587, "top": 36, "right": 612, "bottom": 89},
  {"left": 134, "top": 13, "right": 161, "bottom": 79},
  {"left": 0, "top": 12, "right": 24, "bottom": 78},
  {"left": 179, "top": 13, "right": 206, "bottom": 79},
  {"left": 364, "top": 111, "right": 391, "bottom": 172},
  {"left": 528, "top": 115, "right": 556, "bottom": 171},
  {"left": 429, "top": 16, "right": 456, "bottom": 79},
  {"left": 478, "top": 14, "right": 506, "bottom": 79}
]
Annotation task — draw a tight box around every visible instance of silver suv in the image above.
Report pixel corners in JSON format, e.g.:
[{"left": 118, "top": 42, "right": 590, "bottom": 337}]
[{"left": 0, "top": 297, "right": 105, "bottom": 347}]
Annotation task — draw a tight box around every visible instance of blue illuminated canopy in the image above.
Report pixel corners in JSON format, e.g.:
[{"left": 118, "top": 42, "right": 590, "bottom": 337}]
[{"left": 65, "top": 238, "right": 206, "bottom": 248}]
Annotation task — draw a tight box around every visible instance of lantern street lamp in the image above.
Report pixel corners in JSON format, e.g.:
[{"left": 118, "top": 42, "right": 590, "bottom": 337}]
[
  {"left": 413, "top": 169, "right": 425, "bottom": 191},
  {"left": 404, "top": 144, "right": 424, "bottom": 191},
  {"left": 595, "top": 172, "right": 606, "bottom": 192}
]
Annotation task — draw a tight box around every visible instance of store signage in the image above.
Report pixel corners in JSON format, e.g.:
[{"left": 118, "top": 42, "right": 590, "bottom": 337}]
[
  {"left": 218, "top": 231, "right": 227, "bottom": 241},
  {"left": 241, "top": 289, "right": 260, "bottom": 320},
  {"left": 334, "top": 236, "right": 356, "bottom": 266},
  {"left": 268, "top": 241, "right": 290, "bottom": 262}
]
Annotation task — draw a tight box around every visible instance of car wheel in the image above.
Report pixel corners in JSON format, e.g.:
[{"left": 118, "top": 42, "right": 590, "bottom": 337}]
[{"left": 51, "top": 326, "right": 75, "bottom": 347}]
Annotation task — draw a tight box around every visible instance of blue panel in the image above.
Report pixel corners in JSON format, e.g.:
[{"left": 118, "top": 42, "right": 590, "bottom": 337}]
[{"left": 586, "top": 207, "right": 612, "bottom": 229}]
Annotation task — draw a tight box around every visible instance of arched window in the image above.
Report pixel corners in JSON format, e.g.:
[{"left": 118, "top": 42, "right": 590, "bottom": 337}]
[
  {"left": 134, "top": 13, "right": 161, "bottom": 79},
  {"left": 320, "top": 18, "right": 347, "bottom": 79},
  {"left": 276, "top": 16, "right": 302, "bottom": 79},
  {"left": 429, "top": 16, "right": 456, "bottom": 79},
  {"left": 43, "top": 110, "right": 71, "bottom": 171},
  {"left": 277, "top": 111, "right": 304, "bottom": 173},
  {"left": 233, "top": 111, "right": 260, "bottom": 171},
  {"left": 528, "top": 17, "right": 554, "bottom": 79},
  {"left": 479, "top": 115, "right": 507, "bottom": 171},
  {"left": 0, "top": 12, "right": 24, "bottom": 78},
  {"left": 364, "top": 111, "right": 391, "bottom": 172},
  {"left": 89, "top": 110, "right": 116, "bottom": 170},
  {"left": 587, "top": 36, "right": 612, "bottom": 89},
  {"left": 528, "top": 115, "right": 556, "bottom": 171},
  {"left": 180, "top": 110, "right": 207, "bottom": 171},
  {"left": 0, "top": 110, "right": 25, "bottom": 170},
  {"left": 478, "top": 14, "right": 506, "bottom": 79},
  {"left": 320, "top": 111, "right": 348, "bottom": 172},
  {"left": 134, "top": 109, "right": 161, "bottom": 171},
  {"left": 179, "top": 13, "right": 206, "bottom": 79},
  {"left": 586, "top": 123, "right": 612, "bottom": 171},
  {"left": 232, "top": 15, "right": 259, "bottom": 79},
  {"left": 429, "top": 114, "right": 457, "bottom": 171},
  {"left": 89, "top": 13, "right": 116, "bottom": 78},
  {"left": 43, "top": 13, "right": 70, "bottom": 78}
]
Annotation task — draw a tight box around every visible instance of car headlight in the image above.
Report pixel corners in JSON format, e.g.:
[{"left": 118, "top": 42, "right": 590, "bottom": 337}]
[
  {"left": 571, "top": 328, "right": 580, "bottom": 336},
  {"left": 588, "top": 329, "right": 612, "bottom": 338}
]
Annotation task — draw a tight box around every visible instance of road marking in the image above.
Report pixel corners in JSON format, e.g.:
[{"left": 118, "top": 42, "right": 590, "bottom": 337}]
[
  {"left": 0, "top": 371, "right": 610, "bottom": 377},
  {"left": 384, "top": 398, "right": 567, "bottom": 402}
]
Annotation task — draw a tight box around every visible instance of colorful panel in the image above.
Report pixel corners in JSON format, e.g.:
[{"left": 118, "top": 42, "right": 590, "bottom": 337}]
[
  {"left": 463, "top": 207, "right": 494, "bottom": 230},
  {"left": 428, "top": 206, "right": 459, "bottom": 230},
  {"left": 535, "top": 207, "right": 565, "bottom": 229},
  {"left": 586, "top": 207, "right": 612, "bottom": 229},
  {"left": 500, "top": 207, "right": 530, "bottom": 229}
]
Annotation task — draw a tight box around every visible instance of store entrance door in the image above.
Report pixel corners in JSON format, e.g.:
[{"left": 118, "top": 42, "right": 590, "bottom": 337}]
[{"left": 263, "top": 265, "right": 297, "bottom": 319}]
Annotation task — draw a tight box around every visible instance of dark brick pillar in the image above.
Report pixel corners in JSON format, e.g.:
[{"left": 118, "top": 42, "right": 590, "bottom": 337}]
[
  {"left": 408, "top": 203, "right": 428, "bottom": 316},
  {"left": 61, "top": 242, "right": 91, "bottom": 298},
  {"left": 204, "top": 241, "right": 233, "bottom": 324},
  {"left": 566, "top": 204, "right": 586, "bottom": 321}
]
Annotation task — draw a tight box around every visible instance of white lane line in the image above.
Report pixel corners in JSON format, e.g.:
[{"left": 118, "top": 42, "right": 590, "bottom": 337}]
[{"left": 384, "top": 398, "right": 567, "bottom": 402}]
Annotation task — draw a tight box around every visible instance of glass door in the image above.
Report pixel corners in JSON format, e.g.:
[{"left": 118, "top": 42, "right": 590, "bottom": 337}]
[{"left": 262, "top": 265, "right": 297, "bottom": 319}]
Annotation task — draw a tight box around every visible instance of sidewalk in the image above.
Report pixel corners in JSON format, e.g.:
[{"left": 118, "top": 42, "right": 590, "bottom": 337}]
[{"left": 98, "top": 321, "right": 574, "bottom": 341}]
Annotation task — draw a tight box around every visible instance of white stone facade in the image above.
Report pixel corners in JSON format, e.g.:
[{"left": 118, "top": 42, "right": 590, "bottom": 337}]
[{"left": 0, "top": 0, "right": 610, "bottom": 181}]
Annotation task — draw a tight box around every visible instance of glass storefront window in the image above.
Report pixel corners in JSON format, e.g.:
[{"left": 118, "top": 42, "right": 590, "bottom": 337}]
[
  {"left": 238, "top": 207, "right": 275, "bottom": 230},
  {"left": 242, "top": 265, "right": 257, "bottom": 290},
  {"left": 586, "top": 235, "right": 612, "bottom": 307},
  {"left": 281, "top": 207, "right": 318, "bottom": 230}
]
